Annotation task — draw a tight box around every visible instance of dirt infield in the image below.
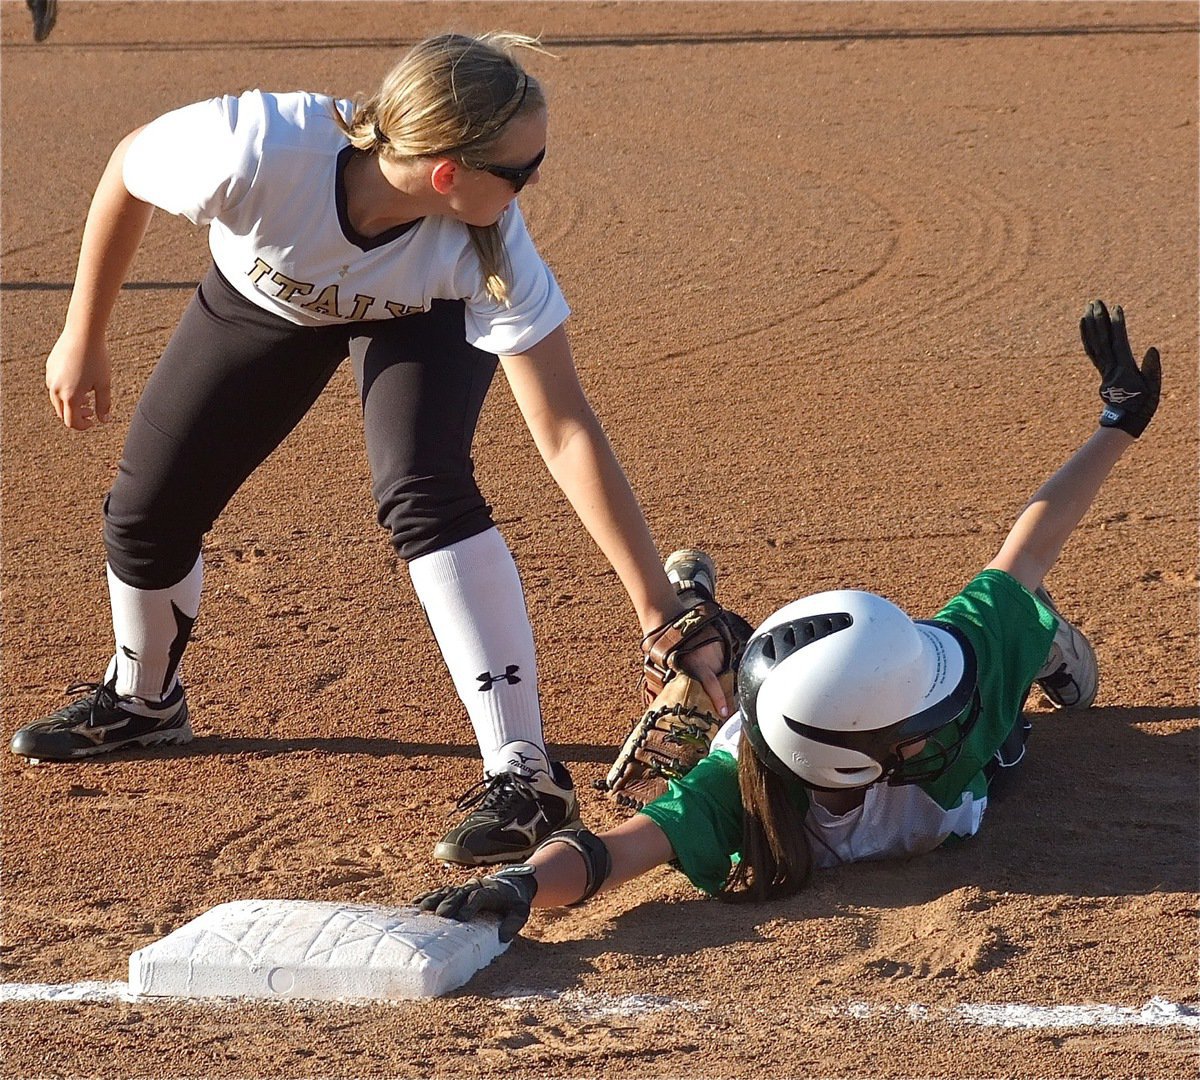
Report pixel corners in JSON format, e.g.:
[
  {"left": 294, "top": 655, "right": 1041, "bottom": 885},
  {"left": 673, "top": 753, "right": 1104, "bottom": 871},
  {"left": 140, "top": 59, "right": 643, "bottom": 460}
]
[{"left": 2, "top": 2, "right": 1197, "bottom": 1076}]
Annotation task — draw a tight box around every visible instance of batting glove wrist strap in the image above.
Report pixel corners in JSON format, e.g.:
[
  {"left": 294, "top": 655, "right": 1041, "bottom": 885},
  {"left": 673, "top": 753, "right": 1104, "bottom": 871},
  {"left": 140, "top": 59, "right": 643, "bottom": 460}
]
[{"left": 490, "top": 864, "right": 540, "bottom": 906}]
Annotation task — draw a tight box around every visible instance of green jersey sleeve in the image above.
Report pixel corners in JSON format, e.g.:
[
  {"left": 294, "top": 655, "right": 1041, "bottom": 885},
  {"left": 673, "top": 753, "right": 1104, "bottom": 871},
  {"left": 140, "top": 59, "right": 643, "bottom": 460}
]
[
  {"left": 638, "top": 749, "right": 746, "bottom": 896},
  {"left": 919, "top": 569, "right": 1058, "bottom": 809}
]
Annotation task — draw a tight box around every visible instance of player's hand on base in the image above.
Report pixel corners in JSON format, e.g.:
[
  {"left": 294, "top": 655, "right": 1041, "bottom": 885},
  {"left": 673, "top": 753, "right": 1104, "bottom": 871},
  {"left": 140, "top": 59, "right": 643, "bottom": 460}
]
[
  {"left": 1080, "top": 300, "right": 1160, "bottom": 438},
  {"left": 46, "top": 331, "right": 113, "bottom": 430},
  {"left": 415, "top": 865, "right": 538, "bottom": 943}
]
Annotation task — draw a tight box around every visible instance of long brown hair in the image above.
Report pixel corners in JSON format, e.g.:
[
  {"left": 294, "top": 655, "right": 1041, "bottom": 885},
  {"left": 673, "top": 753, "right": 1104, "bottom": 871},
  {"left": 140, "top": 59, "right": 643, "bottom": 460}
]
[
  {"left": 335, "top": 31, "right": 549, "bottom": 305},
  {"left": 717, "top": 732, "right": 814, "bottom": 902}
]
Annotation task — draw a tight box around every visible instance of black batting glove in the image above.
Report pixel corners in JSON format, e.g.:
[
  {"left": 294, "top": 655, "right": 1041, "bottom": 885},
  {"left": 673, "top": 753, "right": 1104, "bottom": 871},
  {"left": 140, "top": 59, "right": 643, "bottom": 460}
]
[
  {"left": 414, "top": 865, "right": 537, "bottom": 943},
  {"left": 1080, "top": 299, "right": 1161, "bottom": 438}
]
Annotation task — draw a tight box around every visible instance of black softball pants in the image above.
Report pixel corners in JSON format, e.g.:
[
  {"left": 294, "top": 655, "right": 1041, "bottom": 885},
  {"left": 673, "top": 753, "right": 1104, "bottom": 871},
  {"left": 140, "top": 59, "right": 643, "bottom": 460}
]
[{"left": 103, "top": 265, "right": 499, "bottom": 589}]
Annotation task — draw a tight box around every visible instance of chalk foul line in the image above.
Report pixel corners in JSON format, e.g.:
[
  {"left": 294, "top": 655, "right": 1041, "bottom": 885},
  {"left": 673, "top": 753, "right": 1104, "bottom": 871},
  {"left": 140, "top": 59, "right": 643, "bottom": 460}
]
[
  {"left": 0, "top": 981, "right": 136, "bottom": 1003},
  {"left": 840, "top": 996, "right": 1199, "bottom": 1029},
  {"left": 1, "top": 981, "right": 1197, "bottom": 1029}
]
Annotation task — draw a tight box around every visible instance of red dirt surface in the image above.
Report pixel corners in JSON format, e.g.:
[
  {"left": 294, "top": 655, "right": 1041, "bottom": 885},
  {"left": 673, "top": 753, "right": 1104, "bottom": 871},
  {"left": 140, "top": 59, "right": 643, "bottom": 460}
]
[{"left": 2, "top": 3, "right": 1197, "bottom": 1077}]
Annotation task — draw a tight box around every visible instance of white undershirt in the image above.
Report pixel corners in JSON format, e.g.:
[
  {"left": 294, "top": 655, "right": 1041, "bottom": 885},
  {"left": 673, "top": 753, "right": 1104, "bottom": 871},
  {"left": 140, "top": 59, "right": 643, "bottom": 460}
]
[{"left": 710, "top": 715, "right": 987, "bottom": 869}]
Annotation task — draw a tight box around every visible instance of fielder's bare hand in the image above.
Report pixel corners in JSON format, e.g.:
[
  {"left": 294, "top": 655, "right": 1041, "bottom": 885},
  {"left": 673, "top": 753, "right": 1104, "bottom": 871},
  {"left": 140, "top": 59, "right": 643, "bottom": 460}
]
[{"left": 46, "top": 331, "right": 113, "bottom": 430}]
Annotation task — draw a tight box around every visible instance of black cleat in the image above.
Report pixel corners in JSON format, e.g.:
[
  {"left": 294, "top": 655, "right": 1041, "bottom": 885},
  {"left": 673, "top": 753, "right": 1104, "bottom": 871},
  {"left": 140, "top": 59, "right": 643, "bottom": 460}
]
[
  {"left": 11, "top": 678, "right": 191, "bottom": 762},
  {"left": 434, "top": 744, "right": 579, "bottom": 866}
]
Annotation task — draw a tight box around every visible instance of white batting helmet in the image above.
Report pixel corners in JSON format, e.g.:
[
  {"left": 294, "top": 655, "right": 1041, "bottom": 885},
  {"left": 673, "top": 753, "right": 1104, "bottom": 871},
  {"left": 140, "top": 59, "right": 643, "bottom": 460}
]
[{"left": 737, "top": 590, "right": 980, "bottom": 790}]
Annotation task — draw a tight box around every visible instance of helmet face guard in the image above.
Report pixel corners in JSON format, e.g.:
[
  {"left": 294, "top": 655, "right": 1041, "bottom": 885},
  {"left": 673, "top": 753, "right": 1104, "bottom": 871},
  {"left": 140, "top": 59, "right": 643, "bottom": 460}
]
[{"left": 738, "top": 594, "right": 981, "bottom": 791}]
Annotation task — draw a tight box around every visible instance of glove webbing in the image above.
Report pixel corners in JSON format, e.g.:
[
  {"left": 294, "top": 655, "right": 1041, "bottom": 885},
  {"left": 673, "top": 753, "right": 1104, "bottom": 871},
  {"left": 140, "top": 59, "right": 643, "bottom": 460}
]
[
  {"left": 536, "top": 828, "right": 612, "bottom": 907},
  {"left": 638, "top": 704, "right": 722, "bottom": 772}
]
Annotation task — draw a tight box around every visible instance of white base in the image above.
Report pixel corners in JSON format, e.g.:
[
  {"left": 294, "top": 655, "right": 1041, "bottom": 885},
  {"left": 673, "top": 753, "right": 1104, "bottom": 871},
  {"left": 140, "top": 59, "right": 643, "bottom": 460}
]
[{"left": 128, "top": 899, "right": 509, "bottom": 1002}]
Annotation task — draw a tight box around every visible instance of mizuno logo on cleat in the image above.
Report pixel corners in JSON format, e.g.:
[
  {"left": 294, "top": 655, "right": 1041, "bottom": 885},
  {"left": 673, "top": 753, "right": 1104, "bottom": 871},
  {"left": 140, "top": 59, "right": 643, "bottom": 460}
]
[
  {"left": 505, "top": 749, "right": 546, "bottom": 776},
  {"left": 81, "top": 718, "right": 130, "bottom": 744},
  {"left": 504, "top": 807, "right": 547, "bottom": 845}
]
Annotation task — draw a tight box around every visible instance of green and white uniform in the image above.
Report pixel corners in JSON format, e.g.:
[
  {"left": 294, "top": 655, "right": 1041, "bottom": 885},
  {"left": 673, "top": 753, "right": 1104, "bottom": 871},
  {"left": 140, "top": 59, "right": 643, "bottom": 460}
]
[{"left": 640, "top": 570, "right": 1057, "bottom": 896}]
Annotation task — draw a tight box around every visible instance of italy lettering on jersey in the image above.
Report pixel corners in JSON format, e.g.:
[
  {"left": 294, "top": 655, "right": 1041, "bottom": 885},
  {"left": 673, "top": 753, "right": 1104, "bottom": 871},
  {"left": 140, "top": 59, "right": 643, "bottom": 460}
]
[
  {"left": 122, "top": 90, "right": 569, "bottom": 354},
  {"left": 244, "top": 257, "right": 425, "bottom": 321}
]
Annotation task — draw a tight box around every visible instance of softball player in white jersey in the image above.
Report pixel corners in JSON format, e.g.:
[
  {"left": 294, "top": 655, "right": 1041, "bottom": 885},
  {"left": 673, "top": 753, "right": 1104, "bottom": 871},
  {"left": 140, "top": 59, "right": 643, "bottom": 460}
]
[{"left": 12, "top": 32, "right": 728, "bottom": 866}]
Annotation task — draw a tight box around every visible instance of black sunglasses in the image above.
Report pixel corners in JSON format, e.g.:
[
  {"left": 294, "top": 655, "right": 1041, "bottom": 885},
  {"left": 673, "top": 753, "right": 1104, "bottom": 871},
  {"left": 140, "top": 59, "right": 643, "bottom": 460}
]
[{"left": 463, "top": 147, "right": 546, "bottom": 193}]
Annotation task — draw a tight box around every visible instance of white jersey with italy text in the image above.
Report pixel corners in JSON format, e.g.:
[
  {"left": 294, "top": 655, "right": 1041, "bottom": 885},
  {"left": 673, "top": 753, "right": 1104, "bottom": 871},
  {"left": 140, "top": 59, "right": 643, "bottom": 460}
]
[{"left": 122, "top": 90, "right": 569, "bottom": 354}]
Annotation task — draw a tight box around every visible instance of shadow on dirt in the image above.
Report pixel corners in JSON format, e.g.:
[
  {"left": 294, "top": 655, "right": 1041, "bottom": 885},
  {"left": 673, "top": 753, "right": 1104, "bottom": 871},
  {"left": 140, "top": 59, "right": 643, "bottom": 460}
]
[
  {"left": 95, "top": 736, "right": 621, "bottom": 765},
  {"left": 460, "top": 707, "right": 1197, "bottom": 998},
  {"left": 469, "top": 702, "right": 1198, "bottom": 998}
]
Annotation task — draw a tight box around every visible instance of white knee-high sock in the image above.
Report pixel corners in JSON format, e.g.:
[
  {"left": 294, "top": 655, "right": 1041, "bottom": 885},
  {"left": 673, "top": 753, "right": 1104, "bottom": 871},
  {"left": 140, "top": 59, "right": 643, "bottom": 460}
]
[
  {"left": 408, "top": 529, "right": 544, "bottom": 775},
  {"left": 106, "top": 556, "right": 203, "bottom": 702}
]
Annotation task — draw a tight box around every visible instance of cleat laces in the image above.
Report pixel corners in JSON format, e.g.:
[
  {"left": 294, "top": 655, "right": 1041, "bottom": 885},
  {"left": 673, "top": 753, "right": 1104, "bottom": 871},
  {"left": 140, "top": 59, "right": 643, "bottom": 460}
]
[
  {"left": 58, "top": 678, "right": 122, "bottom": 728},
  {"left": 451, "top": 771, "right": 538, "bottom": 816}
]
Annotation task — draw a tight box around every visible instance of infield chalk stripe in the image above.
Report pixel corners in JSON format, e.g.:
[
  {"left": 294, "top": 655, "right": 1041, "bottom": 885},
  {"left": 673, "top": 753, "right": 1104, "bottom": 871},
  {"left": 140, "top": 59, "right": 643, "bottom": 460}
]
[
  {"left": 499, "top": 988, "right": 710, "bottom": 1018},
  {"left": 841, "top": 996, "right": 1200, "bottom": 1029},
  {"left": 1, "top": 982, "right": 1197, "bottom": 1029},
  {"left": 0, "top": 981, "right": 135, "bottom": 1003}
]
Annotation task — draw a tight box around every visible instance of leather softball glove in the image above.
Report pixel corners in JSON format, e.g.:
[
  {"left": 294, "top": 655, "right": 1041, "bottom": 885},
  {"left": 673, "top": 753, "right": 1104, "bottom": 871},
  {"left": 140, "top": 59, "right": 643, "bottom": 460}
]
[
  {"left": 599, "top": 668, "right": 737, "bottom": 810},
  {"left": 640, "top": 598, "right": 752, "bottom": 706}
]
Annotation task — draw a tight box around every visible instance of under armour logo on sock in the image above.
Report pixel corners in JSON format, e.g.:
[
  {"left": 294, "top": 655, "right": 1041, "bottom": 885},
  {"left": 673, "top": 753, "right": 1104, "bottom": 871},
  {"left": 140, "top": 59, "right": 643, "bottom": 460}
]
[{"left": 477, "top": 665, "right": 521, "bottom": 690}]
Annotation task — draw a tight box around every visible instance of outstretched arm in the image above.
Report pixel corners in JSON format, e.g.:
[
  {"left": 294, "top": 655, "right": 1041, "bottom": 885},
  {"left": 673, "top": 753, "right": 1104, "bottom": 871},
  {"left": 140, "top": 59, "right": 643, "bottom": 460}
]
[
  {"left": 501, "top": 327, "right": 730, "bottom": 713},
  {"left": 415, "top": 814, "right": 675, "bottom": 941},
  {"left": 986, "top": 300, "right": 1160, "bottom": 592},
  {"left": 523, "top": 812, "right": 676, "bottom": 906}
]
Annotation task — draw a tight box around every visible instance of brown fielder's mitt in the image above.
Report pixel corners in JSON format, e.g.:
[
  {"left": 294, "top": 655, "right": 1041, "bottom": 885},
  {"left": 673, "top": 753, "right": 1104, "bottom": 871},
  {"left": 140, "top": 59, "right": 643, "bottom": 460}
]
[
  {"left": 600, "top": 668, "right": 736, "bottom": 810},
  {"left": 639, "top": 600, "right": 752, "bottom": 706}
]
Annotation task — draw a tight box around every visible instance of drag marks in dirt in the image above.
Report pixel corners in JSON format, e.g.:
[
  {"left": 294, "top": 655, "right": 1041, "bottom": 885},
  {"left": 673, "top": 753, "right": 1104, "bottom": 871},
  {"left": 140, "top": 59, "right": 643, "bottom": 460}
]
[
  {"left": 191, "top": 797, "right": 391, "bottom": 893},
  {"left": 803, "top": 176, "right": 1034, "bottom": 358},
  {"left": 599, "top": 165, "right": 1032, "bottom": 377},
  {"left": 588, "top": 170, "right": 901, "bottom": 372},
  {"left": 517, "top": 183, "right": 586, "bottom": 266},
  {"left": 472, "top": 990, "right": 708, "bottom": 1067}
]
